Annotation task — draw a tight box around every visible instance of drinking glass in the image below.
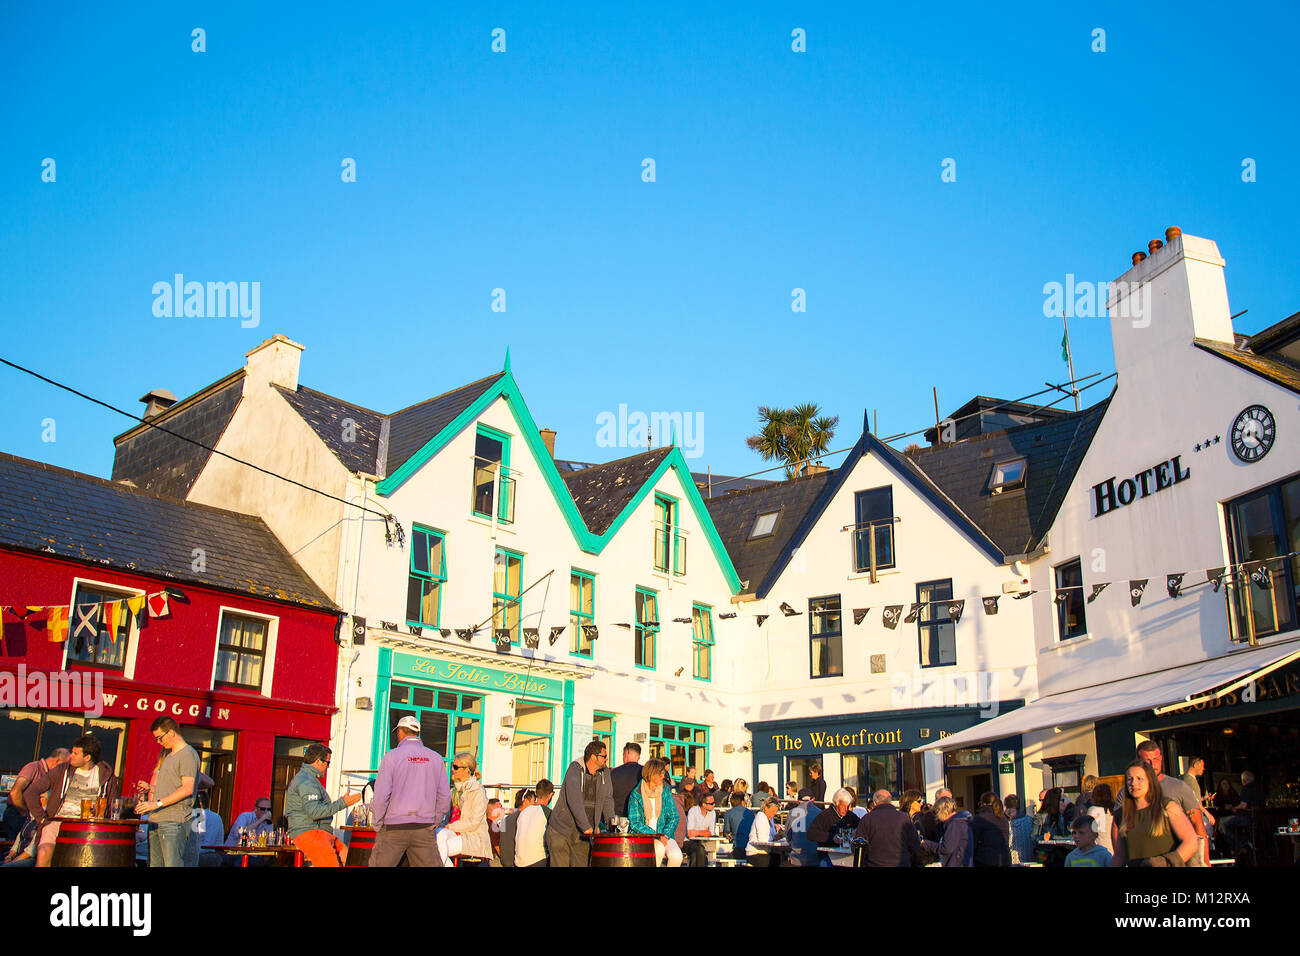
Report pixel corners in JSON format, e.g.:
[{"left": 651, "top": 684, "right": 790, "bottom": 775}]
[
  {"left": 80, "top": 799, "right": 94, "bottom": 819},
  {"left": 95, "top": 797, "right": 107, "bottom": 818}
]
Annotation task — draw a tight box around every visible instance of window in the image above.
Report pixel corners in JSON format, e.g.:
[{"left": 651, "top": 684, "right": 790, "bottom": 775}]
[
  {"left": 691, "top": 603, "right": 714, "bottom": 681},
  {"left": 918, "top": 579, "right": 956, "bottom": 666},
  {"left": 842, "top": 752, "right": 899, "bottom": 796},
  {"left": 66, "top": 584, "right": 137, "bottom": 670},
  {"left": 388, "top": 683, "right": 482, "bottom": 759},
  {"left": 406, "top": 526, "right": 446, "bottom": 628},
  {"left": 653, "top": 494, "right": 686, "bottom": 576},
  {"left": 570, "top": 570, "right": 596, "bottom": 657},
  {"left": 1224, "top": 474, "right": 1300, "bottom": 641},
  {"left": 635, "top": 587, "right": 659, "bottom": 669},
  {"left": 214, "top": 613, "right": 269, "bottom": 690},
  {"left": 648, "top": 719, "right": 708, "bottom": 778},
  {"left": 989, "top": 456, "right": 1027, "bottom": 494},
  {"left": 809, "top": 595, "right": 843, "bottom": 678},
  {"left": 472, "top": 425, "right": 514, "bottom": 524},
  {"left": 593, "top": 712, "right": 616, "bottom": 761},
  {"left": 853, "top": 487, "right": 895, "bottom": 573},
  {"left": 512, "top": 702, "right": 553, "bottom": 784},
  {"left": 493, "top": 548, "right": 524, "bottom": 644},
  {"left": 0, "top": 709, "right": 129, "bottom": 781},
  {"left": 1054, "top": 559, "right": 1087, "bottom": 641},
  {"left": 750, "top": 511, "right": 780, "bottom": 539}
]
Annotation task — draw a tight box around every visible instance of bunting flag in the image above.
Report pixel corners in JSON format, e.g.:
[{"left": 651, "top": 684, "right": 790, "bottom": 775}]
[
  {"left": 755, "top": 614, "right": 770, "bottom": 627},
  {"left": 548, "top": 625, "right": 566, "bottom": 646},
  {"left": 126, "top": 595, "right": 147, "bottom": 624},
  {"left": 44, "top": 606, "right": 69, "bottom": 643},
  {"left": 643, "top": 620, "right": 659, "bottom": 628},
  {"left": 904, "top": 604, "right": 922, "bottom": 624},
  {"left": 493, "top": 629, "right": 512, "bottom": 651},
  {"left": 779, "top": 602, "right": 800, "bottom": 617},
  {"left": 5, "top": 606, "right": 36, "bottom": 620},
  {"left": 351, "top": 617, "right": 367, "bottom": 643},
  {"left": 147, "top": 591, "right": 170, "bottom": 619},
  {"left": 1053, "top": 591, "right": 1068, "bottom": 605},
  {"left": 882, "top": 605, "right": 903, "bottom": 629},
  {"left": 1129, "top": 579, "right": 1149, "bottom": 606},
  {"left": 1087, "top": 583, "right": 1110, "bottom": 604},
  {"left": 1207, "top": 568, "right": 1226, "bottom": 592},
  {"left": 1012, "top": 590, "right": 1037, "bottom": 600},
  {"left": 982, "top": 596, "right": 999, "bottom": 615},
  {"left": 72, "top": 604, "right": 99, "bottom": 643},
  {"left": 523, "top": 628, "right": 540, "bottom": 649},
  {"left": 101, "top": 601, "right": 120, "bottom": 643},
  {"left": 947, "top": 600, "right": 965, "bottom": 624},
  {"left": 718, "top": 612, "right": 737, "bottom": 620},
  {"left": 408, "top": 625, "right": 423, "bottom": 636},
  {"left": 380, "top": 621, "right": 399, "bottom": 631},
  {"left": 672, "top": 617, "right": 691, "bottom": 624},
  {"left": 615, "top": 623, "right": 632, "bottom": 630},
  {"left": 1251, "top": 563, "right": 1272, "bottom": 590},
  {"left": 455, "top": 628, "right": 474, "bottom": 642},
  {"left": 852, "top": 608, "right": 870, "bottom": 625},
  {"left": 439, "top": 628, "right": 452, "bottom": 638},
  {"left": 1166, "top": 574, "right": 1185, "bottom": 600},
  {"left": 582, "top": 625, "right": 599, "bottom": 641}
]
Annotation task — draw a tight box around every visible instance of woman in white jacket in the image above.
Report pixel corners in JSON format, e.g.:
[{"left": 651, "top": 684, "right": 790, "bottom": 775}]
[{"left": 437, "top": 753, "right": 493, "bottom": 865}]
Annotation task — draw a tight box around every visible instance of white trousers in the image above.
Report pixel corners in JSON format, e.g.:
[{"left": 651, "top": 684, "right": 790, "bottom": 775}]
[
  {"left": 435, "top": 828, "right": 463, "bottom": 865},
  {"left": 654, "top": 837, "right": 684, "bottom": 867}
]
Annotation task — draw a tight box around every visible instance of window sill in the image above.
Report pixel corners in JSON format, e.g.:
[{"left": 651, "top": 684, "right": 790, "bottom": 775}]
[
  {"left": 1041, "top": 633, "right": 1092, "bottom": 653},
  {"left": 847, "top": 569, "right": 900, "bottom": 582},
  {"left": 467, "top": 514, "right": 515, "bottom": 534},
  {"left": 650, "top": 570, "right": 686, "bottom": 586}
]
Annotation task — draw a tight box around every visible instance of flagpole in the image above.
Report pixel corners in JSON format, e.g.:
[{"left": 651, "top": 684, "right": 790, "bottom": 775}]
[{"left": 1062, "top": 316, "right": 1080, "bottom": 411}]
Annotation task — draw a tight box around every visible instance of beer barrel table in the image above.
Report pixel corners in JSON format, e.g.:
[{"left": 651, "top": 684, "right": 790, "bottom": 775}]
[
  {"left": 342, "top": 826, "right": 377, "bottom": 867},
  {"left": 591, "top": 833, "right": 658, "bottom": 867},
  {"left": 51, "top": 817, "right": 142, "bottom": 867}
]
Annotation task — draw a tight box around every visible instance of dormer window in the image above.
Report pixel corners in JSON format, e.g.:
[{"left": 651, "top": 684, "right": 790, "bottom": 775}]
[
  {"left": 989, "top": 457, "right": 1027, "bottom": 495},
  {"left": 750, "top": 511, "right": 780, "bottom": 539}
]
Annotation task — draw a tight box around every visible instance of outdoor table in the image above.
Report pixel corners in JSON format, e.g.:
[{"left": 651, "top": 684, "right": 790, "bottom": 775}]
[
  {"left": 816, "top": 845, "right": 854, "bottom": 868},
  {"left": 591, "top": 832, "right": 658, "bottom": 867},
  {"left": 1036, "top": 839, "right": 1074, "bottom": 867},
  {"left": 341, "top": 826, "right": 377, "bottom": 867},
  {"left": 749, "top": 840, "right": 792, "bottom": 867},
  {"left": 50, "top": 817, "right": 143, "bottom": 868},
  {"left": 1274, "top": 827, "right": 1300, "bottom": 865},
  {"left": 205, "top": 844, "right": 304, "bottom": 868}
]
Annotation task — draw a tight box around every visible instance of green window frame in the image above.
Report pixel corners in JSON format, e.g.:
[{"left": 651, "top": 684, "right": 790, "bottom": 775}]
[
  {"left": 691, "top": 603, "right": 713, "bottom": 682},
  {"left": 512, "top": 700, "right": 554, "bottom": 784},
  {"left": 493, "top": 547, "right": 524, "bottom": 645},
  {"left": 593, "top": 712, "right": 617, "bottom": 760},
  {"left": 648, "top": 719, "right": 709, "bottom": 779},
  {"left": 472, "top": 424, "right": 514, "bottom": 524},
  {"left": 653, "top": 493, "right": 686, "bottom": 576},
  {"left": 570, "top": 569, "right": 596, "bottom": 658},
  {"left": 406, "top": 525, "right": 447, "bottom": 628},
  {"left": 635, "top": 587, "right": 659, "bottom": 670},
  {"left": 388, "top": 682, "right": 482, "bottom": 760}
]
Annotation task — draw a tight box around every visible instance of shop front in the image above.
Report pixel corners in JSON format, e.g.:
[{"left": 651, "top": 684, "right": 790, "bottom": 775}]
[
  {"left": 371, "top": 647, "right": 577, "bottom": 790},
  {"left": 748, "top": 705, "right": 1024, "bottom": 809}
]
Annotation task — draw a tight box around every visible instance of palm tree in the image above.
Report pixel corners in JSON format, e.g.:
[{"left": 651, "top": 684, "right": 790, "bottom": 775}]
[{"left": 746, "top": 403, "right": 839, "bottom": 479}]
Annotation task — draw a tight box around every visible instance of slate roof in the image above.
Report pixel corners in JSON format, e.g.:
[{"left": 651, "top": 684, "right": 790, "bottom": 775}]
[
  {"left": 562, "top": 448, "right": 673, "bottom": 535},
  {"left": 705, "top": 471, "right": 835, "bottom": 594},
  {"left": 904, "top": 397, "right": 1112, "bottom": 557},
  {"left": 274, "top": 385, "right": 386, "bottom": 475},
  {"left": 385, "top": 372, "right": 506, "bottom": 475},
  {"left": 557, "top": 459, "right": 773, "bottom": 499},
  {"left": 0, "top": 452, "right": 336, "bottom": 610},
  {"left": 111, "top": 373, "right": 244, "bottom": 498},
  {"left": 1243, "top": 310, "right": 1300, "bottom": 363},
  {"left": 1194, "top": 338, "right": 1300, "bottom": 395},
  {"left": 922, "top": 395, "right": 1069, "bottom": 444}
]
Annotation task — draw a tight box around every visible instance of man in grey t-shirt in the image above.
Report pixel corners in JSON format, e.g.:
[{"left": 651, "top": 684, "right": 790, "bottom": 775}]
[
  {"left": 1136, "top": 741, "right": 1206, "bottom": 866},
  {"left": 135, "top": 716, "right": 200, "bottom": 867}
]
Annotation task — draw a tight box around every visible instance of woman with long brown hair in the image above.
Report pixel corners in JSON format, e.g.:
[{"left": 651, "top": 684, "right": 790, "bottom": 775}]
[{"left": 1111, "top": 760, "right": 1197, "bottom": 867}]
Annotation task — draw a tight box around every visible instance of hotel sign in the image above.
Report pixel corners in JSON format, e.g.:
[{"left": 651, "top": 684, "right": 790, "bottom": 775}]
[
  {"left": 1091, "top": 454, "right": 1190, "bottom": 518},
  {"left": 393, "top": 653, "right": 565, "bottom": 701}
]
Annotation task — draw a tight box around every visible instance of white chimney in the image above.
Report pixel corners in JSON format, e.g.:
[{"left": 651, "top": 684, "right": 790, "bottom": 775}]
[
  {"left": 1106, "top": 229, "right": 1234, "bottom": 379},
  {"left": 243, "top": 334, "right": 304, "bottom": 391}
]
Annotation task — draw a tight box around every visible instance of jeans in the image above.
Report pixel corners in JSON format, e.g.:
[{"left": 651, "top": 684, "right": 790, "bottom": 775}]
[{"left": 149, "top": 821, "right": 189, "bottom": 867}]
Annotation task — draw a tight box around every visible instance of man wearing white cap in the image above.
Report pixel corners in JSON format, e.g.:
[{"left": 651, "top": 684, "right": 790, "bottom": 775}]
[{"left": 369, "top": 715, "right": 451, "bottom": 866}]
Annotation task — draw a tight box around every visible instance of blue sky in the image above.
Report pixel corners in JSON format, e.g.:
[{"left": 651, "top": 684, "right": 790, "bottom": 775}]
[{"left": 2, "top": 2, "right": 1296, "bottom": 482}]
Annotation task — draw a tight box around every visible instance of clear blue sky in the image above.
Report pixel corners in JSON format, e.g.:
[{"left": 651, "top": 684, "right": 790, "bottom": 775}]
[{"left": 2, "top": 2, "right": 1297, "bottom": 482}]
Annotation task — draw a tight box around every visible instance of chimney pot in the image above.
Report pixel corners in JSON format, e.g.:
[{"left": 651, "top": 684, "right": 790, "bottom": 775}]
[
  {"left": 1132, "top": 251, "right": 1147, "bottom": 266},
  {"left": 1165, "top": 226, "right": 1182, "bottom": 243},
  {"left": 139, "top": 388, "right": 178, "bottom": 420},
  {"left": 539, "top": 428, "right": 556, "bottom": 458},
  {"left": 1148, "top": 239, "right": 1164, "bottom": 255}
]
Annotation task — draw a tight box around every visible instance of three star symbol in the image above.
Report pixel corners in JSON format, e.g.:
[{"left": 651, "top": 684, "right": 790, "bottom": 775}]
[{"left": 1194, "top": 435, "right": 1221, "bottom": 452}]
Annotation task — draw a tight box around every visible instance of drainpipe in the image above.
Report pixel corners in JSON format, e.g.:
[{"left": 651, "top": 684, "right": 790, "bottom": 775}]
[{"left": 335, "top": 477, "right": 370, "bottom": 796}]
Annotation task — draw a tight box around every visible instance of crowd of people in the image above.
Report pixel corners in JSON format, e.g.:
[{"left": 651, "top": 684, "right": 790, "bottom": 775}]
[{"left": 2, "top": 717, "right": 1265, "bottom": 868}]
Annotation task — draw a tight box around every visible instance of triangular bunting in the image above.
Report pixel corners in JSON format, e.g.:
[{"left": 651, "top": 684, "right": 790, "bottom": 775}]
[
  {"left": 1206, "top": 568, "right": 1226, "bottom": 592},
  {"left": 1251, "top": 563, "right": 1272, "bottom": 591},
  {"left": 982, "top": 596, "right": 999, "bottom": 615},
  {"left": 1086, "top": 583, "right": 1110, "bottom": 604},
  {"left": 672, "top": 617, "right": 691, "bottom": 624},
  {"left": 101, "top": 601, "right": 121, "bottom": 643},
  {"left": 522, "top": 628, "right": 540, "bottom": 649},
  {"left": 455, "top": 628, "right": 474, "bottom": 642},
  {"left": 581, "top": 624, "right": 599, "bottom": 640},
  {"left": 493, "top": 629, "right": 512, "bottom": 651},
  {"left": 718, "top": 612, "right": 737, "bottom": 620},
  {"left": 1129, "top": 579, "right": 1149, "bottom": 607},
  {"left": 903, "top": 604, "right": 922, "bottom": 624},
  {"left": 755, "top": 614, "right": 769, "bottom": 627},
  {"left": 548, "top": 625, "right": 566, "bottom": 646},
  {"left": 779, "top": 602, "right": 800, "bottom": 617},
  {"left": 439, "top": 628, "right": 452, "bottom": 638},
  {"left": 1012, "top": 590, "right": 1036, "bottom": 600},
  {"left": 1166, "top": 573, "right": 1185, "bottom": 600},
  {"left": 852, "top": 608, "right": 870, "bottom": 625},
  {"left": 882, "top": 605, "right": 903, "bottom": 630},
  {"left": 947, "top": 600, "right": 965, "bottom": 624}
]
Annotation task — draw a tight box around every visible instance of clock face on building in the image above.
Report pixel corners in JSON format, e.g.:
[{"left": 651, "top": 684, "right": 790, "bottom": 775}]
[{"left": 1230, "top": 405, "right": 1275, "bottom": 463}]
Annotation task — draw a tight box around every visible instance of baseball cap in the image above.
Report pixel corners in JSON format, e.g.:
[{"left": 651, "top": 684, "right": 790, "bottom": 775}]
[{"left": 396, "top": 716, "right": 421, "bottom": 733}]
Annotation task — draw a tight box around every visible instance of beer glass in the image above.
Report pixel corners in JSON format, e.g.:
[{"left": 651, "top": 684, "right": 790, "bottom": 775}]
[
  {"left": 95, "top": 797, "right": 107, "bottom": 818},
  {"left": 80, "top": 799, "right": 94, "bottom": 819}
]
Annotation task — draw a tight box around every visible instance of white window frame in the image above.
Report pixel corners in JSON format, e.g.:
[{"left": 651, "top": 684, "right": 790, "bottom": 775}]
[
  {"left": 989, "top": 457, "right": 1027, "bottom": 495},
  {"left": 61, "top": 577, "right": 146, "bottom": 680},
  {"left": 210, "top": 606, "right": 279, "bottom": 696}
]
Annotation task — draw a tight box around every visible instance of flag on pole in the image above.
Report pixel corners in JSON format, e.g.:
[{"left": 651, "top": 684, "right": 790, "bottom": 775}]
[{"left": 1061, "top": 331, "right": 1070, "bottom": 363}]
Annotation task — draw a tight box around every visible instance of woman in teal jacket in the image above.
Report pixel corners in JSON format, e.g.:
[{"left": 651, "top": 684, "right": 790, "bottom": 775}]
[{"left": 626, "top": 758, "right": 683, "bottom": 866}]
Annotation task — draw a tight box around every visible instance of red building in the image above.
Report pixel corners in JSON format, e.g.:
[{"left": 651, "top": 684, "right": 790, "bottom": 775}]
[{"left": 0, "top": 453, "right": 341, "bottom": 830}]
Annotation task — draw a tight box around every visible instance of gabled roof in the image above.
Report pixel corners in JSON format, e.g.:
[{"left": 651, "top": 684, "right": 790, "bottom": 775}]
[
  {"left": 385, "top": 372, "right": 506, "bottom": 475},
  {"left": 563, "top": 448, "right": 673, "bottom": 535},
  {"left": 274, "top": 385, "right": 386, "bottom": 475},
  {"left": 1194, "top": 338, "right": 1300, "bottom": 395},
  {"left": 111, "top": 372, "right": 244, "bottom": 497},
  {"left": 904, "top": 397, "right": 1112, "bottom": 557},
  {"left": 0, "top": 452, "right": 336, "bottom": 610}
]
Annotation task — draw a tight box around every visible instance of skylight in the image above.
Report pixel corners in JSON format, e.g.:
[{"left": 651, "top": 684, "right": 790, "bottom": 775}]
[
  {"left": 750, "top": 511, "right": 780, "bottom": 538},
  {"left": 989, "top": 457, "right": 1027, "bottom": 494}
]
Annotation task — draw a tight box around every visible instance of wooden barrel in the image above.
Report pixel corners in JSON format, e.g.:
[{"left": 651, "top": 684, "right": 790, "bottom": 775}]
[
  {"left": 591, "top": 833, "right": 658, "bottom": 867},
  {"left": 50, "top": 818, "right": 140, "bottom": 868},
  {"left": 342, "top": 826, "right": 377, "bottom": 867}
]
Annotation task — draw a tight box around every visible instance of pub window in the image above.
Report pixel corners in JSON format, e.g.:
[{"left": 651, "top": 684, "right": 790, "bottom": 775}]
[
  {"left": 853, "top": 487, "right": 896, "bottom": 573},
  {"left": 1224, "top": 474, "right": 1300, "bottom": 642},
  {"left": 65, "top": 582, "right": 139, "bottom": 671},
  {"left": 214, "top": 612, "right": 272, "bottom": 690},
  {"left": 570, "top": 569, "right": 596, "bottom": 657},
  {"left": 918, "top": 579, "right": 956, "bottom": 667},
  {"left": 593, "top": 712, "right": 617, "bottom": 761},
  {"left": 388, "top": 682, "right": 482, "bottom": 759},
  {"left": 635, "top": 587, "right": 659, "bottom": 669},
  {"left": 691, "top": 603, "right": 714, "bottom": 681},
  {"left": 406, "top": 525, "right": 447, "bottom": 628},
  {"left": 0, "top": 709, "right": 129, "bottom": 781},
  {"left": 1054, "top": 558, "right": 1087, "bottom": 641},
  {"left": 648, "top": 719, "right": 708, "bottom": 779},
  {"left": 809, "top": 594, "right": 843, "bottom": 679},
  {"left": 493, "top": 548, "right": 524, "bottom": 645}
]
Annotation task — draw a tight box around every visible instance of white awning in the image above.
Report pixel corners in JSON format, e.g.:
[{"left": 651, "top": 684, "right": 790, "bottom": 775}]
[{"left": 914, "top": 639, "right": 1300, "bottom": 752}]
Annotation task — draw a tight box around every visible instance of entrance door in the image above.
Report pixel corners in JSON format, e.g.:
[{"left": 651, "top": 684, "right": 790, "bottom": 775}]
[
  {"left": 184, "top": 729, "right": 238, "bottom": 826},
  {"left": 272, "top": 737, "right": 316, "bottom": 826}
]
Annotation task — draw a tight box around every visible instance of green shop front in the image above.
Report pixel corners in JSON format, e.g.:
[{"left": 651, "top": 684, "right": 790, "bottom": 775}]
[
  {"left": 372, "top": 648, "right": 579, "bottom": 788},
  {"left": 747, "top": 704, "right": 1025, "bottom": 810}
]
